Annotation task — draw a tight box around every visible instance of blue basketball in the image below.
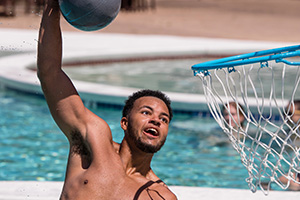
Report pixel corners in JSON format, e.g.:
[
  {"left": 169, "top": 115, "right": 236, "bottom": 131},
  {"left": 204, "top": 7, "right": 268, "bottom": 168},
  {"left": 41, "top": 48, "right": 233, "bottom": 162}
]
[{"left": 59, "top": 0, "right": 121, "bottom": 31}]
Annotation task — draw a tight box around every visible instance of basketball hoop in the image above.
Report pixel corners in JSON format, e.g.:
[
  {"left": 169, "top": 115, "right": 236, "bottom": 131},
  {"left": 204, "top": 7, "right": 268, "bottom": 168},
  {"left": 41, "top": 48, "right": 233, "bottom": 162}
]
[{"left": 192, "top": 45, "right": 300, "bottom": 194}]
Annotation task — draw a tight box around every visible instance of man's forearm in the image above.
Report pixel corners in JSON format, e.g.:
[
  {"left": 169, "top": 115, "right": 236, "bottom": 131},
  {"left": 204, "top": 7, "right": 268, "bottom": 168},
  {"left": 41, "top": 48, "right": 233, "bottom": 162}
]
[{"left": 37, "top": 0, "right": 62, "bottom": 78}]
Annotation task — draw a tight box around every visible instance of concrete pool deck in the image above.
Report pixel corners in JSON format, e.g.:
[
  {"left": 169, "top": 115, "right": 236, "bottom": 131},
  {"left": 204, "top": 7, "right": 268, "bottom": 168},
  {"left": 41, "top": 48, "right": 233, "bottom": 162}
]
[
  {"left": 0, "top": 28, "right": 299, "bottom": 199},
  {"left": 0, "top": 181, "right": 299, "bottom": 200}
]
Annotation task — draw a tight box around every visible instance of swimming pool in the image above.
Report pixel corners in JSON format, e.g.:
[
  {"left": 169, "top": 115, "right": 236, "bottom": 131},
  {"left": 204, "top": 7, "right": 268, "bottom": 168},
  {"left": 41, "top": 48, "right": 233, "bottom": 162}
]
[
  {"left": 0, "top": 87, "right": 252, "bottom": 189},
  {"left": 62, "top": 58, "right": 206, "bottom": 94},
  {"left": 63, "top": 57, "right": 300, "bottom": 100},
  {"left": 3, "top": 49, "right": 295, "bottom": 191}
]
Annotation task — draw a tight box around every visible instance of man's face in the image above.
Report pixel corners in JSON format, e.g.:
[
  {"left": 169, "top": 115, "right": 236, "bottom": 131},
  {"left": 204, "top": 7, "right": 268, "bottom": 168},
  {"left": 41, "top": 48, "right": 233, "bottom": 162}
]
[
  {"left": 288, "top": 105, "right": 300, "bottom": 124},
  {"left": 122, "top": 96, "right": 170, "bottom": 153},
  {"left": 223, "top": 104, "right": 244, "bottom": 129}
]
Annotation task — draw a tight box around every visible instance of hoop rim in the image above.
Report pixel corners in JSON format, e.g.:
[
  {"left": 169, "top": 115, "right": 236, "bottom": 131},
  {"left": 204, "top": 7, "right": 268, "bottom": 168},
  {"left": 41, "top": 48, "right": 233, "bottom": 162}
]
[{"left": 192, "top": 45, "right": 300, "bottom": 73}]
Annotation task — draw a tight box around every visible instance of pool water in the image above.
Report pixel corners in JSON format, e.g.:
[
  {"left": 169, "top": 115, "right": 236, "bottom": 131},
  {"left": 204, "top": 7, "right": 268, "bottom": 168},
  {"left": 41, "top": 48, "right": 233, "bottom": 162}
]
[
  {"left": 63, "top": 58, "right": 300, "bottom": 99},
  {"left": 63, "top": 58, "right": 206, "bottom": 94},
  {"left": 0, "top": 87, "right": 251, "bottom": 189}
]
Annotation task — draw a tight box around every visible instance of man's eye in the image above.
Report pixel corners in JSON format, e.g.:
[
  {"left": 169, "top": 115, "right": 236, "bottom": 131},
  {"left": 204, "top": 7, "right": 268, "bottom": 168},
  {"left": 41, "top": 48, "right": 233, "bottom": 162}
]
[
  {"left": 161, "top": 117, "right": 168, "bottom": 123},
  {"left": 142, "top": 111, "right": 149, "bottom": 115}
]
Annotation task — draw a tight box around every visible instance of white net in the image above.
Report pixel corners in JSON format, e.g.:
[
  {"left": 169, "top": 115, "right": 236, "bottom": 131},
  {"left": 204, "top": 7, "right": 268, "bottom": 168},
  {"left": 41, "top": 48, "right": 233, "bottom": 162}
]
[{"left": 194, "top": 59, "right": 300, "bottom": 193}]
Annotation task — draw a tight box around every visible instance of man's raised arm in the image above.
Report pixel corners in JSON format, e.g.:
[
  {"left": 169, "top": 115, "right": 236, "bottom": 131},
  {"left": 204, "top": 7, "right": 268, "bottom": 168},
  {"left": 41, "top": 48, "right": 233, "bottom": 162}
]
[{"left": 37, "top": 0, "right": 89, "bottom": 139}]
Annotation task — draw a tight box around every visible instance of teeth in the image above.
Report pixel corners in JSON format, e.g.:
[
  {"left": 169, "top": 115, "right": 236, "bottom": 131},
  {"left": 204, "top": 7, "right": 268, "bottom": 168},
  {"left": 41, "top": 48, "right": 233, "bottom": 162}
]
[
  {"left": 146, "top": 128, "right": 158, "bottom": 135},
  {"left": 149, "top": 128, "right": 157, "bottom": 133}
]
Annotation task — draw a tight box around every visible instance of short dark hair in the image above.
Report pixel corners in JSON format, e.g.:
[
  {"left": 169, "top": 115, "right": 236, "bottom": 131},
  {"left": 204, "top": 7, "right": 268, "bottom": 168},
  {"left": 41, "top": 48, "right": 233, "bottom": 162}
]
[
  {"left": 122, "top": 89, "right": 173, "bottom": 121},
  {"left": 294, "top": 100, "right": 300, "bottom": 110},
  {"left": 285, "top": 99, "right": 300, "bottom": 114}
]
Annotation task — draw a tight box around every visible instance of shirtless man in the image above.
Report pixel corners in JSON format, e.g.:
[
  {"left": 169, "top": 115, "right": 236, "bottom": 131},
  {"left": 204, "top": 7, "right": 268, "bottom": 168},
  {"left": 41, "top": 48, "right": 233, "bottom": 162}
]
[{"left": 37, "top": 0, "right": 177, "bottom": 199}]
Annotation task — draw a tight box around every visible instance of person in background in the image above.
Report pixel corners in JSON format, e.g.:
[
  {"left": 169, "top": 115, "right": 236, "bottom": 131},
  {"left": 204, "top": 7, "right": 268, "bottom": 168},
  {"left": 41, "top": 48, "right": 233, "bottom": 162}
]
[
  {"left": 222, "top": 101, "right": 245, "bottom": 138},
  {"left": 278, "top": 100, "right": 300, "bottom": 191}
]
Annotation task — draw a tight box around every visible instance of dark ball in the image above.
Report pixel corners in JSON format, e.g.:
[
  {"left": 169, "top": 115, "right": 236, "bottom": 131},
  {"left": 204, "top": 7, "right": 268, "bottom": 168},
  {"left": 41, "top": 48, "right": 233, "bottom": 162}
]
[{"left": 59, "top": 0, "right": 121, "bottom": 31}]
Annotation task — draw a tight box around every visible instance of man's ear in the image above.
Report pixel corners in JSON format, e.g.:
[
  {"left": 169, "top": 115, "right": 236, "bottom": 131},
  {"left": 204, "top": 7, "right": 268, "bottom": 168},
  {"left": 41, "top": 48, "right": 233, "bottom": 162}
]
[{"left": 120, "top": 117, "right": 128, "bottom": 131}]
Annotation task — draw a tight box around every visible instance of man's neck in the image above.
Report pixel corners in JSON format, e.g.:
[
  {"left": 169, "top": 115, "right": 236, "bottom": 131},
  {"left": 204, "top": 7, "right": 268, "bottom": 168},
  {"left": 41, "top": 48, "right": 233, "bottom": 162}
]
[{"left": 119, "top": 139, "right": 154, "bottom": 177}]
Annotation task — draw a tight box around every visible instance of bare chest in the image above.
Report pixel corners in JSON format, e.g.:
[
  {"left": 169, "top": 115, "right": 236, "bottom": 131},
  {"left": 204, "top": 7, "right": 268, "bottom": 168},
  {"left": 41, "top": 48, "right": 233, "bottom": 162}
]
[{"left": 60, "top": 173, "right": 171, "bottom": 200}]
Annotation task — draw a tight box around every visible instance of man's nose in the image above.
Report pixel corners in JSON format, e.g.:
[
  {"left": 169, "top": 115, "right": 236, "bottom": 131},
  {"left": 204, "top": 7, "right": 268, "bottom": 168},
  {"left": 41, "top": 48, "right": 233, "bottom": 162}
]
[{"left": 149, "top": 116, "right": 161, "bottom": 126}]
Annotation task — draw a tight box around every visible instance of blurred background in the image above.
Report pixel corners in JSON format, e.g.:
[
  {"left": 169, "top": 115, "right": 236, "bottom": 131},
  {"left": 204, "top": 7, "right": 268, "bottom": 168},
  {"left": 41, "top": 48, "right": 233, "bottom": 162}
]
[{"left": 0, "top": 0, "right": 299, "bottom": 42}]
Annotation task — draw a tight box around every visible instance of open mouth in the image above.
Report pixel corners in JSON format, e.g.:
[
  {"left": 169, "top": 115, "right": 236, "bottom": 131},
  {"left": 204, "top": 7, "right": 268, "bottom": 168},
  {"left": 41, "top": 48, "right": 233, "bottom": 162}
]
[{"left": 144, "top": 128, "right": 159, "bottom": 138}]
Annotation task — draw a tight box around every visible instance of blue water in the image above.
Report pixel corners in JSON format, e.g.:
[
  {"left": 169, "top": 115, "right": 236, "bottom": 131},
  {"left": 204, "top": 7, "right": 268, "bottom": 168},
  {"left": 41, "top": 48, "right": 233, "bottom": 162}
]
[
  {"left": 63, "top": 58, "right": 300, "bottom": 99},
  {"left": 0, "top": 87, "right": 251, "bottom": 189},
  {"left": 63, "top": 58, "right": 206, "bottom": 94}
]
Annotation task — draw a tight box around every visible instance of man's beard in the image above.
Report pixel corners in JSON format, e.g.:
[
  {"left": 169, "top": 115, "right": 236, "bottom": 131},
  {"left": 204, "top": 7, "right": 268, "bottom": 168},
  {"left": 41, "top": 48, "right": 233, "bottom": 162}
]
[{"left": 127, "top": 123, "right": 166, "bottom": 153}]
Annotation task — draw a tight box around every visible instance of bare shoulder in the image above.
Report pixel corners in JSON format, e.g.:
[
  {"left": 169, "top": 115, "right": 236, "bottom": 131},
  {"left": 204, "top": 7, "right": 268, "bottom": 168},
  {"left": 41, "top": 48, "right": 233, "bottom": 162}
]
[
  {"left": 152, "top": 184, "right": 177, "bottom": 200},
  {"left": 82, "top": 111, "right": 116, "bottom": 152},
  {"left": 135, "top": 180, "right": 177, "bottom": 200},
  {"left": 67, "top": 111, "right": 116, "bottom": 167},
  {"left": 157, "top": 182, "right": 177, "bottom": 200},
  {"left": 143, "top": 171, "right": 177, "bottom": 199},
  {"left": 69, "top": 110, "right": 112, "bottom": 146},
  {"left": 166, "top": 191, "right": 178, "bottom": 200}
]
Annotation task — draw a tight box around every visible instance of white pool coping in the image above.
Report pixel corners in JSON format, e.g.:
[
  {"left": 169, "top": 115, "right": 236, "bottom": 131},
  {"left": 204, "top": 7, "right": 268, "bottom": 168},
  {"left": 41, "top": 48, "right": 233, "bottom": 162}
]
[
  {"left": 0, "top": 181, "right": 299, "bottom": 200},
  {"left": 0, "top": 28, "right": 299, "bottom": 199}
]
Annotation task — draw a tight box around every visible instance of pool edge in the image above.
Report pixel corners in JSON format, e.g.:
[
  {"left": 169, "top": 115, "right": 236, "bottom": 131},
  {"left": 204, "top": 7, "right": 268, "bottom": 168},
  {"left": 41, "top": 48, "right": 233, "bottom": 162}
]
[{"left": 0, "top": 181, "right": 298, "bottom": 200}]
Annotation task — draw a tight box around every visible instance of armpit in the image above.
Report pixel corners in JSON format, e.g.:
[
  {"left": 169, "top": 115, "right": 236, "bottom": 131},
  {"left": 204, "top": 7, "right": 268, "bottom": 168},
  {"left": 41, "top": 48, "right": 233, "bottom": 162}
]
[{"left": 70, "top": 130, "right": 91, "bottom": 158}]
